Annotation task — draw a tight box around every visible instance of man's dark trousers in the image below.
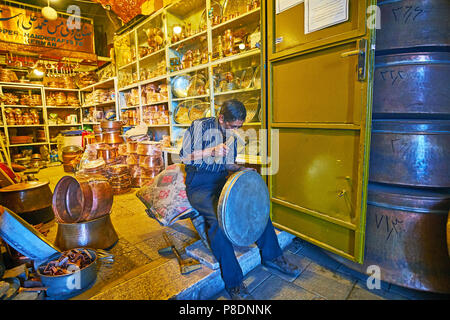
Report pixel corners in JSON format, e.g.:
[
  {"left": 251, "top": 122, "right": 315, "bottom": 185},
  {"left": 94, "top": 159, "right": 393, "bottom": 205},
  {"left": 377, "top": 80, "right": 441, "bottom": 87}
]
[{"left": 185, "top": 167, "right": 283, "bottom": 290}]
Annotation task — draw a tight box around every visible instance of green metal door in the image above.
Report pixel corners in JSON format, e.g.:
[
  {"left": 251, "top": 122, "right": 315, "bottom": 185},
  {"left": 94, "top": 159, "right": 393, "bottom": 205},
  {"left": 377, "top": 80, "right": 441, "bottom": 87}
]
[{"left": 263, "top": 0, "right": 376, "bottom": 263}]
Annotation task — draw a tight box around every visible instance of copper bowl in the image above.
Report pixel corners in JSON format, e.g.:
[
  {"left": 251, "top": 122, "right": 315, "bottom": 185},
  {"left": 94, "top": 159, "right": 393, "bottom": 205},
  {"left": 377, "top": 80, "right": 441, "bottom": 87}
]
[
  {"left": 55, "top": 214, "right": 118, "bottom": 250},
  {"left": 136, "top": 141, "right": 162, "bottom": 156}
]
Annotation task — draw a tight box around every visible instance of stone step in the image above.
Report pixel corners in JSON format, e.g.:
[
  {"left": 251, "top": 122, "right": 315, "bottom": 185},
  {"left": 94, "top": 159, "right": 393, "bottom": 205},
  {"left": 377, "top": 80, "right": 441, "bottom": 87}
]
[{"left": 176, "top": 230, "right": 295, "bottom": 300}]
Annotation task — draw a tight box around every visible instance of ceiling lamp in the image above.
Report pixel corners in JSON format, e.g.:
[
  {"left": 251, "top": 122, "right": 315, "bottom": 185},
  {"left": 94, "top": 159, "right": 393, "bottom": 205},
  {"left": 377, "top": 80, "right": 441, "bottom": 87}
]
[
  {"left": 42, "top": 0, "right": 58, "bottom": 21},
  {"left": 33, "top": 61, "right": 46, "bottom": 77}
]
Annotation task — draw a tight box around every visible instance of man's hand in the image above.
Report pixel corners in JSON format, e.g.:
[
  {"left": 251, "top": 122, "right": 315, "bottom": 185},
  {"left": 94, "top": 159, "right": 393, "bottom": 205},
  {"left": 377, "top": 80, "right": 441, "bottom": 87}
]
[{"left": 210, "top": 143, "right": 229, "bottom": 157}]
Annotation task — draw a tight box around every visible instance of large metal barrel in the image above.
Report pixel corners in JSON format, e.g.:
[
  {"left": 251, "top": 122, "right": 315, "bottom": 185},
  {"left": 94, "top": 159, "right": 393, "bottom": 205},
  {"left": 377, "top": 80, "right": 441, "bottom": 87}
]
[
  {"left": 324, "top": 0, "right": 450, "bottom": 293},
  {"left": 328, "top": 183, "right": 450, "bottom": 293},
  {"left": 373, "top": 52, "right": 450, "bottom": 119},
  {"left": 369, "top": 120, "right": 450, "bottom": 188},
  {"left": 376, "top": 0, "right": 450, "bottom": 52}
]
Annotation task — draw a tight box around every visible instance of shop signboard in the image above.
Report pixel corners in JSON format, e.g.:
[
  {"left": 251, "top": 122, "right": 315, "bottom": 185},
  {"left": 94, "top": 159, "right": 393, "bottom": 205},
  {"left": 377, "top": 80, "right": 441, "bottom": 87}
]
[{"left": 0, "top": 3, "right": 94, "bottom": 55}]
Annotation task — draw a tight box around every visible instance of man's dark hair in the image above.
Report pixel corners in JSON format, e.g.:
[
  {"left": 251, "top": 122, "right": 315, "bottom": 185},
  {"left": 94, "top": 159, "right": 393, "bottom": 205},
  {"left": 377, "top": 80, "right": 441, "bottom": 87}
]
[{"left": 219, "top": 99, "right": 247, "bottom": 122}]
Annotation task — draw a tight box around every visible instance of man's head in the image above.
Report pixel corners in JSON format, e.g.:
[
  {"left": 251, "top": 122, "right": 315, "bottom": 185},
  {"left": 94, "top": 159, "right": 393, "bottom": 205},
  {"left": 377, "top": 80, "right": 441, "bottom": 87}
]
[{"left": 218, "top": 99, "right": 246, "bottom": 130}]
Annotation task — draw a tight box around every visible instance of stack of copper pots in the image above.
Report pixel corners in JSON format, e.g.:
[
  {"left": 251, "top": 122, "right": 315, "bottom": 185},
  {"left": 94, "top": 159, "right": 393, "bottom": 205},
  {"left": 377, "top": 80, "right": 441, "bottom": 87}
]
[
  {"left": 52, "top": 174, "right": 118, "bottom": 250},
  {"left": 106, "top": 164, "right": 131, "bottom": 195},
  {"left": 130, "top": 141, "right": 163, "bottom": 187},
  {"left": 62, "top": 146, "right": 83, "bottom": 173}
]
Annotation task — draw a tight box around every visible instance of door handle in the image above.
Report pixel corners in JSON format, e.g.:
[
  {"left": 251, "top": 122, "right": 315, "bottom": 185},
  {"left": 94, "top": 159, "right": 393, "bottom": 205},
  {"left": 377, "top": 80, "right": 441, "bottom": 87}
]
[
  {"left": 340, "top": 39, "right": 367, "bottom": 81},
  {"left": 340, "top": 50, "right": 362, "bottom": 58}
]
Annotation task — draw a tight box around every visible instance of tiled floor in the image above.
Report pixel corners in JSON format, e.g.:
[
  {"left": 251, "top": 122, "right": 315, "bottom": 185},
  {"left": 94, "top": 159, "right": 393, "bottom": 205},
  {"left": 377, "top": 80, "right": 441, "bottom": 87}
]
[
  {"left": 32, "top": 166, "right": 450, "bottom": 300},
  {"left": 210, "top": 238, "right": 450, "bottom": 300}
]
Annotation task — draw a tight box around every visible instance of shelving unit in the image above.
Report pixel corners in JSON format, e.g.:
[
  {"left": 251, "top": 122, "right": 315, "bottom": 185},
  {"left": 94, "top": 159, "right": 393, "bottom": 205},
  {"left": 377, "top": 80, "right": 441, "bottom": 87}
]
[
  {"left": 114, "top": 0, "right": 262, "bottom": 162},
  {"left": 79, "top": 77, "right": 118, "bottom": 127},
  {"left": 43, "top": 86, "right": 82, "bottom": 149},
  {"left": 0, "top": 76, "right": 119, "bottom": 163}
]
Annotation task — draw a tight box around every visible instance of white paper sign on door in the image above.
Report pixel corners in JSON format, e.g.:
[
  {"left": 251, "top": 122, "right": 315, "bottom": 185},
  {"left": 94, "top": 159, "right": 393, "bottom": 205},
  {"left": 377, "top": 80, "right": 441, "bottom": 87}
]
[
  {"left": 304, "top": 0, "right": 349, "bottom": 34},
  {"left": 276, "top": 0, "right": 304, "bottom": 14}
]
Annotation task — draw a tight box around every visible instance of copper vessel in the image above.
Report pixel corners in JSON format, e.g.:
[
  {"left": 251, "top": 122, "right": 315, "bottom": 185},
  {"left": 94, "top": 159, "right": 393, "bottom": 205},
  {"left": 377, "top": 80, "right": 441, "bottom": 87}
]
[
  {"left": 62, "top": 146, "right": 83, "bottom": 173},
  {"left": 102, "top": 131, "right": 124, "bottom": 144},
  {"left": 136, "top": 141, "right": 162, "bottom": 156},
  {"left": 55, "top": 214, "right": 118, "bottom": 250},
  {"left": 326, "top": 183, "right": 450, "bottom": 294},
  {"left": 138, "top": 155, "right": 163, "bottom": 168},
  {"left": 94, "top": 133, "right": 103, "bottom": 143},
  {"left": 97, "top": 146, "right": 118, "bottom": 163},
  {"left": 0, "top": 180, "right": 54, "bottom": 224},
  {"left": 100, "top": 120, "right": 123, "bottom": 132},
  {"left": 52, "top": 175, "right": 113, "bottom": 223},
  {"left": 127, "top": 141, "right": 138, "bottom": 153}
]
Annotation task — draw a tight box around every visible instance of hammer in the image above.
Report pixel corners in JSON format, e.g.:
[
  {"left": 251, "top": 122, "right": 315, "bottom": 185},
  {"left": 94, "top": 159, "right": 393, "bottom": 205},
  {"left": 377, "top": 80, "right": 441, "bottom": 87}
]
[{"left": 160, "top": 231, "right": 202, "bottom": 275}]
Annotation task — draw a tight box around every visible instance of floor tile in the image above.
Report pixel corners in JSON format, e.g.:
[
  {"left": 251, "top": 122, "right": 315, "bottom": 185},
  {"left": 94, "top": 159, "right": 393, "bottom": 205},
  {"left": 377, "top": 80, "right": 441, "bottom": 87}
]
[
  {"left": 261, "top": 250, "right": 311, "bottom": 282},
  {"left": 293, "top": 262, "right": 356, "bottom": 300},
  {"left": 251, "top": 275, "right": 319, "bottom": 300}
]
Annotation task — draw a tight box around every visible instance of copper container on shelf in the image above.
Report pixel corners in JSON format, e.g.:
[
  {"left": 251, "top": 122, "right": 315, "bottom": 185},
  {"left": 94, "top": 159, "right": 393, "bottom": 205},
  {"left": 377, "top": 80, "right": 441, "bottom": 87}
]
[
  {"left": 55, "top": 214, "right": 118, "bottom": 250},
  {"left": 52, "top": 174, "right": 113, "bottom": 223},
  {"left": 136, "top": 141, "right": 162, "bottom": 156}
]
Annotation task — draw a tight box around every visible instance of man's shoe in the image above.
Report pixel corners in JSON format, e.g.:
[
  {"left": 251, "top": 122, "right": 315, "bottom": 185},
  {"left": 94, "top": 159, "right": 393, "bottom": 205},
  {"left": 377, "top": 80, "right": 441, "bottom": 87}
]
[
  {"left": 262, "top": 255, "right": 301, "bottom": 277},
  {"left": 226, "top": 283, "right": 254, "bottom": 300}
]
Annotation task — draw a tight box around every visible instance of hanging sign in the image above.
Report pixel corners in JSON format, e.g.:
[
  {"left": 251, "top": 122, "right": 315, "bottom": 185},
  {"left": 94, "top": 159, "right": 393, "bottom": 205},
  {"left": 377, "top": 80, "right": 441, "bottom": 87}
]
[
  {"left": 304, "top": 0, "right": 349, "bottom": 34},
  {"left": 0, "top": 3, "right": 94, "bottom": 54}
]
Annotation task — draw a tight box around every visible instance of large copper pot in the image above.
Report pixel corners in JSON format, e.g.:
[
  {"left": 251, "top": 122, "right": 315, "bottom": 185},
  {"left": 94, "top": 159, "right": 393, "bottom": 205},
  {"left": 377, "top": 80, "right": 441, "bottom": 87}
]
[
  {"left": 52, "top": 175, "right": 113, "bottom": 223},
  {"left": 373, "top": 52, "right": 450, "bottom": 119},
  {"left": 55, "top": 214, "right": 118, "bottom": 250},
  {"left": 0, "top": 180, "right": 54, "bottom": 225},
  {"left": 376, "top": 0, "right": 449, "bottom": 52},
  {"left": 369, "top": 120, "right": 450, "bottom": 188},
  {"left": 326, "top": 183, "right": 450, "bottom": 293}
]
